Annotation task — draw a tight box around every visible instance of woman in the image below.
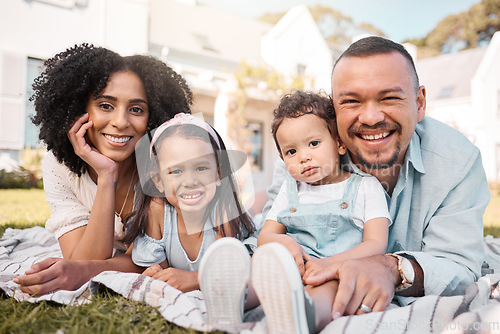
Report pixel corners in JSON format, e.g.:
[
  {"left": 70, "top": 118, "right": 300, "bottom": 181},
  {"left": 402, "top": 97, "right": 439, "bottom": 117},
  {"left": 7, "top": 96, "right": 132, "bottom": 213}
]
[{"left": 13, "top": 43, "right": 192, "bottom": 295}]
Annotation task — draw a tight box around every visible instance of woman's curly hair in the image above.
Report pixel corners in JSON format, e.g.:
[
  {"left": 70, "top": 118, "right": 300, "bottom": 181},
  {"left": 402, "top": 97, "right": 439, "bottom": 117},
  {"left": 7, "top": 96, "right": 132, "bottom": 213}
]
[{"left": 31, "top": 43, "right": 193, "bottom": 176}]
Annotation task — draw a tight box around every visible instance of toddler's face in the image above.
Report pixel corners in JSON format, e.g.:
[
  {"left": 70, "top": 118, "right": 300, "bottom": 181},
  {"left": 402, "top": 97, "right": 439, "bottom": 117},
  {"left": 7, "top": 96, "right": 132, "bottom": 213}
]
[
  {"left": 276, "top": 114, "right": 346, "bottom": 185},
  {"left": 155, "top": 135, "right": 220, "bottom": 215}
]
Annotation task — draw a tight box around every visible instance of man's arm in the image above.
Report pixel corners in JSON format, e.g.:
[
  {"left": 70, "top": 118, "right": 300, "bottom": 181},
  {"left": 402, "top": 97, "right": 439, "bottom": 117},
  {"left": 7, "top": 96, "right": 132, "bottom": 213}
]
[{"left": 397, "top": 151, "right": 489, "bottom": 301}]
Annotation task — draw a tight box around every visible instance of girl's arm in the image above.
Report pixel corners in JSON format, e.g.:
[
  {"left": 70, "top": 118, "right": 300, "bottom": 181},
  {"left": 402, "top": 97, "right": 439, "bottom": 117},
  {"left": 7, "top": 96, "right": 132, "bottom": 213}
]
[
  {"left": 258, "top": 219, "right": 307, "bottom": 275},
  {"left": 303, "top": 217, "right": 389, "bottom": 279},
  {"left": 59, "top": 113, "right": 119, "bottom": 260},
  {"left": 134, "top": 198, "right": 167, "bottom": 273}
]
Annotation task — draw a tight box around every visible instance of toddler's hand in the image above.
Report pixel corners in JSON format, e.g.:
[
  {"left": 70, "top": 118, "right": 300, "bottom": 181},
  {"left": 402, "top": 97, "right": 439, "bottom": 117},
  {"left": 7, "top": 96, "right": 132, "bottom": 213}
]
[
  {"left": 303, "top": 255, "right": 340, "bottom": 286},
  {"left": 280, "top": 237, "right": 307, "bottom": 276}
]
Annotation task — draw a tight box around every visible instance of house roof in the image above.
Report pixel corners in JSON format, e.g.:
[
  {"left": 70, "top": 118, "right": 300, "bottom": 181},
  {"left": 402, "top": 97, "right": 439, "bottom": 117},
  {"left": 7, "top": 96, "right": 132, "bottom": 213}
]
[
  {"left": 149, "top": 0, "right": 272, "bottom": 69},
  {"left": 416, "top": 47, "right": 486, "bottom": 101}
]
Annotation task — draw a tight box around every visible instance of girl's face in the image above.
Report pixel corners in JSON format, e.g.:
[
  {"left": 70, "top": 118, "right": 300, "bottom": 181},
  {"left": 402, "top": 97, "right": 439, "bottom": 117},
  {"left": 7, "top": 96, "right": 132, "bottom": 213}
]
[
  {"left": 85, "top": 70, "right": 149, "bottom": 163},
  {"left": 277, "top": 113, "right": 347, "bottom": 185},
  {"left": 154, "top": 135, "right": 220, "bottom": 215}
]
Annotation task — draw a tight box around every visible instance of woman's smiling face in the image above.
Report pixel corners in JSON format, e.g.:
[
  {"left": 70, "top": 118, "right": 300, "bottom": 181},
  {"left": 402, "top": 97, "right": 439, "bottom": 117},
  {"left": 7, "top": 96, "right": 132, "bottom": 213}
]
[{"left": 85, "top": 70, "right": 149, "bottom": 163}]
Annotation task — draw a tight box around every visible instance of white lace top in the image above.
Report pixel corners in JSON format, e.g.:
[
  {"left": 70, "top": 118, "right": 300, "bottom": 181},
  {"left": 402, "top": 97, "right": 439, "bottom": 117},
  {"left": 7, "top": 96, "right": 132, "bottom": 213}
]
[{"left": 43, "top": 151, "right": 130, "bottom": 252}]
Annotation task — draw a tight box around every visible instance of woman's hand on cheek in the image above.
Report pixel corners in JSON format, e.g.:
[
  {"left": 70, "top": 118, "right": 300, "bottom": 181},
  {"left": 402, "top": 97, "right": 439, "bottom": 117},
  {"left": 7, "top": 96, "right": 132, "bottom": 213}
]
[{"left": 67, "top": 113, "right": 118, "bottom": 180}]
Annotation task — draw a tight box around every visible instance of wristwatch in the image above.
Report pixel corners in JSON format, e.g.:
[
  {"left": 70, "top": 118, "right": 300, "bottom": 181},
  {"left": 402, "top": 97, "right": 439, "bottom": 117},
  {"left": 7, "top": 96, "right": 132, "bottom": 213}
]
[{"left": 387, "top": 254, "right": 415, "bottom": 293}]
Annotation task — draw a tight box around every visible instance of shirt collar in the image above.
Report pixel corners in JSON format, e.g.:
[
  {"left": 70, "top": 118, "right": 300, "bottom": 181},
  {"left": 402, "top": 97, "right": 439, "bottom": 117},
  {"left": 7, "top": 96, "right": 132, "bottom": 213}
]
[{"left": 405, "top": 131, "right": 425, "bottom": 176}]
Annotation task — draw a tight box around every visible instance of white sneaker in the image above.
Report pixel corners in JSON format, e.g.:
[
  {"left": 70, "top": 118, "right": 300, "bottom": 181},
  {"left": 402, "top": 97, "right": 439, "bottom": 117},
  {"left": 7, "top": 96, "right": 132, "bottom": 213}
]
[
  {"left": 252, "top": 242, "right": 314, "bottom": 334},
  {"left": 198, "top": 237, "right": 251, "bottom": 331}
]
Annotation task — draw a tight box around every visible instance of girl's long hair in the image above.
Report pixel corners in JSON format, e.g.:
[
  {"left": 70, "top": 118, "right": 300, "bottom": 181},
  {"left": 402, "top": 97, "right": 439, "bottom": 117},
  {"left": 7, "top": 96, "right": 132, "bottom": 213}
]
[{"left": 122, "top": 124, "right": 255, "bottom": 244}]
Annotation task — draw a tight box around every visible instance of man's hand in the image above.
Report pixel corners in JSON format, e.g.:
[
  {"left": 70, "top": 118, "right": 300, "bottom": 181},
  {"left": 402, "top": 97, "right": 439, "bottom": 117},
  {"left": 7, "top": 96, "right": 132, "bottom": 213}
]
[{"left": 304, "top": 255, "right": 399, "bottom": 319}]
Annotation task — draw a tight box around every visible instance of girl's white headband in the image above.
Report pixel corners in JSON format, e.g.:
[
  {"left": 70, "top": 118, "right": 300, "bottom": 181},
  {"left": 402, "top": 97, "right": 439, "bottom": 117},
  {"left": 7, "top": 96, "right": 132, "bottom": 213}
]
[{"left": 150, "top": 113, "right": 221, "bottom": 157}]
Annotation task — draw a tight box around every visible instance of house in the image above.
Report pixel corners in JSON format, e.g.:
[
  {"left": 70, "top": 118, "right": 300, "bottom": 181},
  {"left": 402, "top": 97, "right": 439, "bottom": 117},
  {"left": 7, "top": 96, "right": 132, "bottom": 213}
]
[
  {"left": 0, "top": 0, "right": 339, "bottom": 195},
  {"left": 149, "top": 0, "right": 337, "bottom": 193},
  {"left": 416, "top": 31, "right": 500, "bottom": 181},
  {"left": 0, "top": 0, "right": 149, "bottom": 163}
]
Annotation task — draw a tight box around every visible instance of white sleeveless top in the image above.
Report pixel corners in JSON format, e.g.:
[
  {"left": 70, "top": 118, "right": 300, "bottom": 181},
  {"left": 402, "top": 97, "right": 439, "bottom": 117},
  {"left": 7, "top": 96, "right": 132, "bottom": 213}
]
[{"left": 131, "top": 203, "right": 217, "bottom": 271}]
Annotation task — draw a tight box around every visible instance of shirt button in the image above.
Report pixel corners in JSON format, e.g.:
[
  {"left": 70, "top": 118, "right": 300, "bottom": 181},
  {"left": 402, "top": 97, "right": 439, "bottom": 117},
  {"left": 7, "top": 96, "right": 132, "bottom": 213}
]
[
  {"left": 340, "top": 202, "right": 348, "bottom": 209},
  {"left": 289, "top": 207, "right": 297, "bottom": 213}
]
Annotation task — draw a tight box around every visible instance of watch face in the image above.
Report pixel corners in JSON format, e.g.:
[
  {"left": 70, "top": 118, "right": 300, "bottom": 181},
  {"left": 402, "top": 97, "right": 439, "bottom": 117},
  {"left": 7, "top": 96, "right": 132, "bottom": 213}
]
[{"left": 401, "top": 258, "right": 415, "bottom": 282}]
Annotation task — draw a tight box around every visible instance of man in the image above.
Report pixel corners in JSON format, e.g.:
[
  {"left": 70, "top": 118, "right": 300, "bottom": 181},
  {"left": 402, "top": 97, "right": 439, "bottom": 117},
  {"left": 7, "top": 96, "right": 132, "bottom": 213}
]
[{"left": 261, "top": 36, "right": 489, "bottom": 320}]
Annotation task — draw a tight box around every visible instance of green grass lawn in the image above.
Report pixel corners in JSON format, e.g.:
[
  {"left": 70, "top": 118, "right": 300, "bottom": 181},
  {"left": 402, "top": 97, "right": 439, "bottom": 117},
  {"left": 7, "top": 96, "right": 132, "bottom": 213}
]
[
  {"left": 1, "top": 188, "right": 499, "bottom": 333},
  {"left": 0, "top": 189, "right": 213, "bottom": 333}
]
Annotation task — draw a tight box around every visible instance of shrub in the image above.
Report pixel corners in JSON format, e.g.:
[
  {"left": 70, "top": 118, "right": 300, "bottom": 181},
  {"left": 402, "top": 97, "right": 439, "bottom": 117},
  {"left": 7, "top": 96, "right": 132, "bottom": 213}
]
[{"left": 0, "top": 168, "right": 43, "bottom": 189}]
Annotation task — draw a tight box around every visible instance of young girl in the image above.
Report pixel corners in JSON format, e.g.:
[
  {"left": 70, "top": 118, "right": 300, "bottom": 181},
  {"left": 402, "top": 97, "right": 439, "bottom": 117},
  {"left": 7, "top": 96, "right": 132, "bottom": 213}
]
[
  {"left": 199, "top": 91, "right": 391, "bottom": 333},
  {"left": 123, "top": 113, "right": 255, "bottom": 292}
]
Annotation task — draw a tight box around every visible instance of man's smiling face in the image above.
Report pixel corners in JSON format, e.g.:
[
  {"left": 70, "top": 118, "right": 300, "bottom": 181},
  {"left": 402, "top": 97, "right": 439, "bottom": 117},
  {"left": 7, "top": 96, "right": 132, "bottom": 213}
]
[{"left": 331, "top": 51, "right": 425, "bottom": 171}]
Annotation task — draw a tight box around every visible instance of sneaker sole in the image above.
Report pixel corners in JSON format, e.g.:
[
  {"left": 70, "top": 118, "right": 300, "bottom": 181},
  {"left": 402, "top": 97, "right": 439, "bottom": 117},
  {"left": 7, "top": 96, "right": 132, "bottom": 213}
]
[
  {"left": 252, "top": 242, "right": 310, "bottom": 334},
  {"left": 199, "top": 237, "right": 251, "bottom": 329}
]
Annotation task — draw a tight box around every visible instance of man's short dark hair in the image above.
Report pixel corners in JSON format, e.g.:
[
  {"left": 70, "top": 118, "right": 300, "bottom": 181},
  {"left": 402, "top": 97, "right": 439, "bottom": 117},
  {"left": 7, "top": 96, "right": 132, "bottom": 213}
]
[{"left": 333, "top": 36, "right": 420, "bottom": 91}]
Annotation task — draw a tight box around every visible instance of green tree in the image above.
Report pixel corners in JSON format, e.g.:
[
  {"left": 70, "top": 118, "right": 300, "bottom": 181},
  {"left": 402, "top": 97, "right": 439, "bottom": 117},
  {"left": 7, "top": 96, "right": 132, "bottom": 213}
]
[
  {"left": 408, "top": 0, "right": 500, "bottom": 58},
  {"left": 257, "top": 4, "right": 384, "bottom": 47}
]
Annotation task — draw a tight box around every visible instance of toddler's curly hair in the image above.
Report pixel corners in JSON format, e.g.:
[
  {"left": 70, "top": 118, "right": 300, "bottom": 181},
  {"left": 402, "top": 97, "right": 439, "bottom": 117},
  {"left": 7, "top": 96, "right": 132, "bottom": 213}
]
[
  {"left": 271, "top": 90, "right": 336, "bottom": 155},
  {"left": 31, "top": 43, "right": 193, "bottom": 175}
]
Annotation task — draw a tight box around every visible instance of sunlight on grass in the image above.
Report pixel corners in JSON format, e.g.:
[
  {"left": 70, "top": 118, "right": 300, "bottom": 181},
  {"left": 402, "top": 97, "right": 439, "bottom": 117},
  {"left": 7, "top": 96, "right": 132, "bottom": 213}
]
[
  {"left": 484, "top": 190, "right": 500, "bottom": 227},
  {"left": 1, "top": 188, "right": 500, "bottom": 234},
  {"left": 0, "top": 189, "right": 50, "bottom": 225}
]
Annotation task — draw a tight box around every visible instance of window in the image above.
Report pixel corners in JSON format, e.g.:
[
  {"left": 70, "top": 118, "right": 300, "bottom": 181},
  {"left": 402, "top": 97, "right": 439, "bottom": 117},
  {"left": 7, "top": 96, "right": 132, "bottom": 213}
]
[
  {"left": 496, "top": 143, "right": 500, "bottom": 180},
  {"left": 497, "top": 89, "right": 500, "bottom": 119},
  {"left": 25, "top": 57, "right": 44, "bottom": 148},
  {"left": 246, "top": 122, "right": 263, "bottom": 171},
  {"left": 192, "top": 33, "right": 218, "bottom": 53},
  {"left": 297, "top": 63, "right": 306, "bottom": 75},
  {"left": 437, "top": 85, "right": 454, "bottom": 99}
]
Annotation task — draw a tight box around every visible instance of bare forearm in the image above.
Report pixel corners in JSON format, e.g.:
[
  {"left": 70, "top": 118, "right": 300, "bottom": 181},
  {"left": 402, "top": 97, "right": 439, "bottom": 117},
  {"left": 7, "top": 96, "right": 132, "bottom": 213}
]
[
  {"left": 257, "top": 231, "right": 294, "bottom": 247},
  {"left": 69, "top": 177, "right": 116, "bottom": 260},
  {"left": 78, "top": 254, "right": 143, "bottom": 281},
  {"left": 325, "top": 240, "right": 387, "bottom": 265}
]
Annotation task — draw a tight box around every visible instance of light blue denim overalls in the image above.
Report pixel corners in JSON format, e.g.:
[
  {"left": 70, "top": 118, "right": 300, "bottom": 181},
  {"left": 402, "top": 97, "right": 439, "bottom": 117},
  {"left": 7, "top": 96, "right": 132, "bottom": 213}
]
[{"left": 277, "top": 173, "right": 363, "bottom": 259}]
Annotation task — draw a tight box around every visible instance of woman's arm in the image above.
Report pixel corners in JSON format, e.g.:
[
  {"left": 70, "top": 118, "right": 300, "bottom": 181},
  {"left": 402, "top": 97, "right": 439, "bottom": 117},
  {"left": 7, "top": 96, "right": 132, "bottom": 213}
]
[
  {"left": 14, "top": 247, "right": 142, "bottom": 296},
  {"left": 59, "top": 113, "right": 119, "bottom": 260}
]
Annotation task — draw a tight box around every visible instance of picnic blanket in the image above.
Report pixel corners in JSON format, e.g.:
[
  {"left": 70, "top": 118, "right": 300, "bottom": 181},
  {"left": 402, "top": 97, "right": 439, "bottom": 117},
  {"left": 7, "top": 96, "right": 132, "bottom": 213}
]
[{"left": 1, "top": 226, "right": 500, "bottom": 334}]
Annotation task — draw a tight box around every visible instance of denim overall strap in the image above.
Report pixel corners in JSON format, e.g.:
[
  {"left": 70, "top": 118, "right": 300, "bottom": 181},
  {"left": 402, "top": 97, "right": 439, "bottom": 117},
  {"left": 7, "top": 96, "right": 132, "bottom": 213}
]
[
  {"left": 278, "top": 173, "right": 365, "bottom": 259},
  {"left": 340, "top": 172, "right": 362, "bottom": 208},
  {"left": 286, "top": 173, "right": 300, "bottom": 207}
]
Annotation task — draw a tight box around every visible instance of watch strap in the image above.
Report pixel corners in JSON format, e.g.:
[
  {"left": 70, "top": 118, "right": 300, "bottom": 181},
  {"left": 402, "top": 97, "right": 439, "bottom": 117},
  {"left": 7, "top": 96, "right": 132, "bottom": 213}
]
[{"left": 387, "top": 254, "right": 414, "bottom": 292}]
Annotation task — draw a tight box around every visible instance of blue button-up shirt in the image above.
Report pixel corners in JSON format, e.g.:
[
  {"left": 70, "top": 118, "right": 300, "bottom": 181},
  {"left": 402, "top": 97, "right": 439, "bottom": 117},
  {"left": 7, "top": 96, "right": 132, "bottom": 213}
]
[{"left": 262, "top": 117, "right": 489, "bottom": 305}]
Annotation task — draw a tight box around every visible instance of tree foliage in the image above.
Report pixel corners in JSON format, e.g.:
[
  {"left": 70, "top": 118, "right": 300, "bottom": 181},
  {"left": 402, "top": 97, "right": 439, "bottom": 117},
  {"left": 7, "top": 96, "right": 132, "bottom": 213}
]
[
  {"left": 258, "top": 4, "right": 384, "bottom": 47},
  {"left": 406, "top": 0, "right": 500, "bottom": 58}
]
